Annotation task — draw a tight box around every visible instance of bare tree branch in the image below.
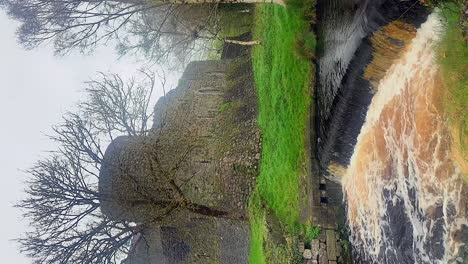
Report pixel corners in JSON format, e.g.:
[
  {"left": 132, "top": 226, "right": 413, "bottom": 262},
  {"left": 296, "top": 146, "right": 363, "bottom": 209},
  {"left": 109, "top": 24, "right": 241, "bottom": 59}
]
[
  {"left": 81, "top": 70, "right": 156, "bottom": 137},
  {"left": 0, "top": 1, "right": 263, "bottom": 66}
]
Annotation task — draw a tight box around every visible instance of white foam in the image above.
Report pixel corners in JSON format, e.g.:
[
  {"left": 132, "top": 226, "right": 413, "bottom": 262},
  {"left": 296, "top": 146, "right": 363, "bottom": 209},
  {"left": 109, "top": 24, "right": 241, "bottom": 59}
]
[{"left": 343, "top": 12, "right": 467, "bottom": 263}]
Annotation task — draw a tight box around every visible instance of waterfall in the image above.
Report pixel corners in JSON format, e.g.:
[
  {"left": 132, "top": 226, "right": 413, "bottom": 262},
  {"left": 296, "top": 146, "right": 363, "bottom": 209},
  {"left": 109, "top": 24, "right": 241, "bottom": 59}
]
[
  {"left": 342, "top": 12, "right": 468, "bottom": 263},
  {"left": 315, "top": 0, "right": 429, "bottom": 179}
]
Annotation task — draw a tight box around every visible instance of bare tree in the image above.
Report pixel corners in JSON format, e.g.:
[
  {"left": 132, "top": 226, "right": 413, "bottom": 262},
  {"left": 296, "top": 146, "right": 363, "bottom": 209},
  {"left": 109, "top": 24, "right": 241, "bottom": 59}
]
[
  {"left": 16, "top": 71, "right": 155, "bottom": 264},
  {"left": 81, "top": 70, "right": 156, "bottom": 138},
  {"left": 0, "top": 0, "right": 282, "bottom": 63},
  {"left": 17, "top": 152, "right": 138, "bottom": 264},
  {"left": 117, "top": 3, "right": 261, "bottom": 65}
]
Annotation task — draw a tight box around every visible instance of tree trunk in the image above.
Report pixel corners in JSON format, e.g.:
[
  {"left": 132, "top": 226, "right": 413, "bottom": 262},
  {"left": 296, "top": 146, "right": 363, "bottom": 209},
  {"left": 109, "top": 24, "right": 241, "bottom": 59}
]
[
  {"left": 224, "top": 39, "right": 262, "bottom": 46},
  {"left": 169, "top": 0, "right": 285, "bottom": 6},
  {"left": 185, "top": 202, "right": 229, "bottom": 217}
]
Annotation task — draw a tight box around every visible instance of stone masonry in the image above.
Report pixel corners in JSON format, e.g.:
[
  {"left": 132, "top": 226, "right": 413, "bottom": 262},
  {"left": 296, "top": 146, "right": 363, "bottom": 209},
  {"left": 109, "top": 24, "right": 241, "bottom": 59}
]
[{"left": 99, "top": 59, "right": 260, "bottom": 263}]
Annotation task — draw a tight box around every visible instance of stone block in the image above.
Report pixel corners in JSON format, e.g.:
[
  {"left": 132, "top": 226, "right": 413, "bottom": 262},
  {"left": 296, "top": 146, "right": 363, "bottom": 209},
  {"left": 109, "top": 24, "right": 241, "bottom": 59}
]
[
  {"left": 326, "top": 230, "right": 337, "bottom": 261},
  {"left": 319, "top": 229, "right": 327, "bottom": 242},
  {"left": 311, "top": 239, "right": 320, "bottom": 258},
  {"left": 303, "top": 249, "right": 312, "bottom": 260},
  {"left": 318, "top": 246, "right": 328, "bottom": 264},
  {"left": 336, "top": 242, "right": 342, "bottom": 256},
  {"left": 320, "top": 242, "right": 327, "bottom": 250}
]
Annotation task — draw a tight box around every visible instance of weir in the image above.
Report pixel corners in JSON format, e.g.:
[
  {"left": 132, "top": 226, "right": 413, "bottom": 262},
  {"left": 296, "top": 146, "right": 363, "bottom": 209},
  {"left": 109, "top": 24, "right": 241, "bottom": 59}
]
[
  {"left": 342, "top": 13, "right": 468, "bottom": 263},
  {"left": 314, "top": 1, "right": 468, "bottom": 263},
  {"left": 315, "top": 0, "right": 429, "bottom": 180}
]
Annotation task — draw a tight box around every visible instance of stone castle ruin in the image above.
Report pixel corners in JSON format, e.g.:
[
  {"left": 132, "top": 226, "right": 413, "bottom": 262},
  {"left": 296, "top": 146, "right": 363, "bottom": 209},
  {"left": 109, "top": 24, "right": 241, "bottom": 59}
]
[{"left": 98, "top": 59, "right": 260, "bottom": 263}]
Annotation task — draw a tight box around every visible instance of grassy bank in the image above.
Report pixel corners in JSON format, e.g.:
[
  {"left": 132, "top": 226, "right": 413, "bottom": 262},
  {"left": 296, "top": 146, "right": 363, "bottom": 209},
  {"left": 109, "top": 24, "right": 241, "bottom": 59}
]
[
  {"left": 248, "top": 2, "right": 315, "bottom": 263},
  {"left": 437, "top": 2, "right": 468, "bottom": 178}
]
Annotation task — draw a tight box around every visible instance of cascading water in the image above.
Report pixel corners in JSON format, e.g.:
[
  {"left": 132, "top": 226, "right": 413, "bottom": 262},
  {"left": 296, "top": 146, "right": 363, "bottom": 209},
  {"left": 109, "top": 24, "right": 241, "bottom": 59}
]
[
  {"left": 342, "top": 12, "right": 468, "bottom": 263},
  {"left": 315, "top": 0, "right": 429, "bottom": 178}
]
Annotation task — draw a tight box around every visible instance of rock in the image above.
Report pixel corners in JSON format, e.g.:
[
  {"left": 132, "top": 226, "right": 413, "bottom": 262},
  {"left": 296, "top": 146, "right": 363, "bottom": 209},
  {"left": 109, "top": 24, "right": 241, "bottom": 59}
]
[
  {"left": 303, "top": 249, "right": 312, "bottom": 260},
  {"left": 255, "top": 153, "right": 261, "bottom": 160},
  {"left": 298, "top": 242, "right": 305, "bottom": 253},
  {"left": 336, "top": 242, "right": 342, "bottom": 256},
  {"left": 319, "top": 245, "right": 328, "bottom": 263},
  {"left": 320, "top": 242, "right": 327, "bottom": 250},
  {"left": 311, "top": 239, "right": 320, "bottom": 257},
  {"left": 319, "top": 230, "right": 327, "bottom": 242}
]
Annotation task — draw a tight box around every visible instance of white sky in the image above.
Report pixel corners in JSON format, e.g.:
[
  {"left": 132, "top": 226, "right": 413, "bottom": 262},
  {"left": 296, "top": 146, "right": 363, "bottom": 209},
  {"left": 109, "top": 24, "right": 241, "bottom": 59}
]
[{"left": 0, "top": 11, "right": 180, "bottom": 263}]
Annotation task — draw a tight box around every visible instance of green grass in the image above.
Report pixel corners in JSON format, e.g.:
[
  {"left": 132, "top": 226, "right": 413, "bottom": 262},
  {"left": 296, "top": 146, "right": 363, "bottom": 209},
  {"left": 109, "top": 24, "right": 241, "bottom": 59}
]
[
  {"left": 304, "top": 225, "right": 321, "bottom": 246},
  {"left": 437, "top": 2, "right": 468, "bottom": 179},
  {"left": 219, "top": 102, "right": 234, "bottom": 113},
  {"left": 248, "top": 193, "right": 267, "bottom": 264},
  {"left": 248, "top": 2, "right": 314, "bottom": 263}
]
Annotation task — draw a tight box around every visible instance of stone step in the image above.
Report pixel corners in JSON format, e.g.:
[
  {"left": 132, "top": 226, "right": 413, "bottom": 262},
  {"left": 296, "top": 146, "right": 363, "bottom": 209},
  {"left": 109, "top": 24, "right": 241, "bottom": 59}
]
[
  {"left": 326, "top": 229, "right": 337, "bottom": 261},
  {"left": 310, "top": 206, "right": 337, "bottom": 229}
]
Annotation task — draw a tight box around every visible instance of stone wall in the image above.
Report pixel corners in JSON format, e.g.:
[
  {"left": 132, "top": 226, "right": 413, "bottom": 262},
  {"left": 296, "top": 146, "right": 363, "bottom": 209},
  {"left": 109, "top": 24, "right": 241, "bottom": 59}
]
[
  {"left": 99, "top": 59, "right": 260, "bottom": 222},
  {"left": 98, "top": 58, "right": 259, "bottom": 263},
  {"left": 151, "top": 59, "right": 260, "bottom": 217},
  {"left": 124, "top": 216, "right": 251, "bottom": 264}
]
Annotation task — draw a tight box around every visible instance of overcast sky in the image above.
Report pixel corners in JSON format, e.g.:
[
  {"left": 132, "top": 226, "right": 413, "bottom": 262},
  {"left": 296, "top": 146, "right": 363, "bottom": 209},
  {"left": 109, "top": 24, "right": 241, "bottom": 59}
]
[{"left": 0, "top": 11, "right": 180, "bottom": 263}]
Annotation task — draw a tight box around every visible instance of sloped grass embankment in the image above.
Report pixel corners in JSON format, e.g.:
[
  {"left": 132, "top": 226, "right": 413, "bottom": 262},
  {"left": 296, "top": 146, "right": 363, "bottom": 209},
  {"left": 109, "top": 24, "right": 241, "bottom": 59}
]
[
  {"left": 248, "top": 3, "right": 315, "bottom": 263},
  {"left": 437, "top": 2, "right": 468, "bottom": 179}
]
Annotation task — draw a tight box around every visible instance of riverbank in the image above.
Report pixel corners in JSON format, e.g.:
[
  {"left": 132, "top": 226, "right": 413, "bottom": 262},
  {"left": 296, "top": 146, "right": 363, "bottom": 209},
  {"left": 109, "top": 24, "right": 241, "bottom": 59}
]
[
  {"left": 248, "top": 2, "right": 318, "bottom": 263},
  {"left": 436, "top": 2, "right": 467, "bottom": 179}
]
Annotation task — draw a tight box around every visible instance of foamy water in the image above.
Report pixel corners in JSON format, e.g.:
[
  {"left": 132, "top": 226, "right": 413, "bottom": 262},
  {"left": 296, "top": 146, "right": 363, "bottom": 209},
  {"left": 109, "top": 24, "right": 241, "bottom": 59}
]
[{"left": 343, "top": 12, "right": 468, "bottom": 263}]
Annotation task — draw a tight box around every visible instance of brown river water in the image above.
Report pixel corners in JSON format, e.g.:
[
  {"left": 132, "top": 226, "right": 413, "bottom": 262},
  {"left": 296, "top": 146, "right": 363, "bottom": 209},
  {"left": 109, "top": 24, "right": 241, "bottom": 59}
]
[{"left": 342, "top": 13, "right": 468, "bottom": 264}]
